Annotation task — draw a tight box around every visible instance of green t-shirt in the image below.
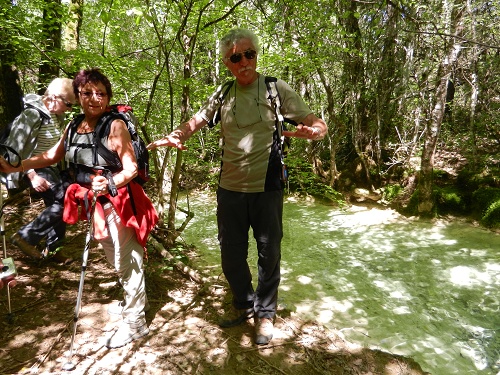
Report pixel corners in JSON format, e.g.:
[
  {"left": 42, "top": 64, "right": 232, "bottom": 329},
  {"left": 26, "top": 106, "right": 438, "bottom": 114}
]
[{"left": 197, "top": 74, "right": 313, "bottom": 193}]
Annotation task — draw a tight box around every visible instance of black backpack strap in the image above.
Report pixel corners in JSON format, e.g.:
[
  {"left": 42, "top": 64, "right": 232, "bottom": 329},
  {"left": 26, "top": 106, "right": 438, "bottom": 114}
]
[
  {"left": 94, "top": 112, "right": 123, "bottom": 170},
  {"left": 0, "top": 144, "right": 21, "bottom": 168},
  {"left": 65, "top": 114, "right": 98, "bottom": 166},
  {"left": 208, "top": 80, "right": 234, "bottom": 128},
  {"left": 264, "top": 77, "right": 283, "bottom": 138},
  {"left": 265, "top": 76, "right": 292, "bottom": 157},
  {"left": 264, "top": 77, "right": 292, "bottom": 185}
]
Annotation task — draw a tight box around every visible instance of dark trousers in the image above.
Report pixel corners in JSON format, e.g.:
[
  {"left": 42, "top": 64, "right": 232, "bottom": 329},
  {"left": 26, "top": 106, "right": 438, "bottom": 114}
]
[
  {"left": 217, "top": 187, "right": 283, "bottom": 319},
  {"left": 17, "top": 167, "right": 68, "bottom": 251}
]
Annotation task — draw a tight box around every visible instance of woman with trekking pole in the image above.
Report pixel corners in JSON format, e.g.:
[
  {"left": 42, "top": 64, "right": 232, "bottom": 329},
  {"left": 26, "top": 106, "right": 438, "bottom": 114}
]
[{"left": 0, "top": 68, "right": 158, "bottom": 351}]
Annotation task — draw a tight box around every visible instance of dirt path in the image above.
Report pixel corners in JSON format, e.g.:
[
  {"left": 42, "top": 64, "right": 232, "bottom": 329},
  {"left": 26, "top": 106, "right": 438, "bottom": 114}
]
[{"left": 0, "top": 197, "right": 430, "bottom": 375}]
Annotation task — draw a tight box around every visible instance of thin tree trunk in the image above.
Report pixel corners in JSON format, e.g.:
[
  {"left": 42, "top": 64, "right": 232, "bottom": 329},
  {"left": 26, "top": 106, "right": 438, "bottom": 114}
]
[
  {"left": 418, "top": 0, "right": 463, "bottom": 216},
  {"left": 38, "top": 0, "right": 63, "bottom": 91}
]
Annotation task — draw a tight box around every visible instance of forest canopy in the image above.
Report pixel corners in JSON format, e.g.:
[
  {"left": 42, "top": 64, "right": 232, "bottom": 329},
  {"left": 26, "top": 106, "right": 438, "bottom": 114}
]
[{"left": 1, "top": 0, "right": 499, "bottom": 235}]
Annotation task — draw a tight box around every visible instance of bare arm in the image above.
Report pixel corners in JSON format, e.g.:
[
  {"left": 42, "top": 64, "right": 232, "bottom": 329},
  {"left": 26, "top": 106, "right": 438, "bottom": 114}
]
[
  {"left": 90, "top": 119, "right": 138, "bottom": 194},
  {"left": 283, "top": 113, "right": 328, "bottom": 140},
  {"left": 0, "top": 129, "right": 67, "bottom": 173},
  {"left": 147, "top": 114, "right": 207, "bottom": 151}
]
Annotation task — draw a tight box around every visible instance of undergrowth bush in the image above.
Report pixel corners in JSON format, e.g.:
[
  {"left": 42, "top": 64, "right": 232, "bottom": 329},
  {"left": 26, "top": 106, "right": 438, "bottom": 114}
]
[{"left": 472, "top": 187, "right": 500, "bottom": 228}]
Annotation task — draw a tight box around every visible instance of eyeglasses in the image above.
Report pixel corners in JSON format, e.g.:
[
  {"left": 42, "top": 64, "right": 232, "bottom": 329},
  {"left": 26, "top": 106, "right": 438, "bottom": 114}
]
[
  {"left": 45, "top": 95, "right": 72, "bottom": 108},
  {"left": 227, "top": 49, "right": 257, "bottom": 64},
  {"left": 79, "top": 91, "right": 108, "bottom": 100}
]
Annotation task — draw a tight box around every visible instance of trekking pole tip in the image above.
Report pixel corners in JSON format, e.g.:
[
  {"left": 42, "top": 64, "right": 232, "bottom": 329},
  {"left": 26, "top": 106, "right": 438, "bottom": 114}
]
[{"left": 62, "top": 361, "right": 76, "bottom": 371}]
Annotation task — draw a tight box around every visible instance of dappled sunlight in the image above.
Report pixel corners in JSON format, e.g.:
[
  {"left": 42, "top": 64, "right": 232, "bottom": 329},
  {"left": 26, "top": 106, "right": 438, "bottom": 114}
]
[
  {"left": 180, "top": 193, "right": 500, "bottom": 374},
  {"left": 449, "top": 265, "right": 496, "bottom": 286}
]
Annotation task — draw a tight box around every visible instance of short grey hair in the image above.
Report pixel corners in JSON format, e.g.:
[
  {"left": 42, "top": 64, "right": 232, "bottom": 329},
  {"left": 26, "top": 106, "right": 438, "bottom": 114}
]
[
  {"left": 45, "top": 78, "right": 76, "bottom": 104},
  {"left": 219, "top": 28, "right": 260, "bottom": 57}
]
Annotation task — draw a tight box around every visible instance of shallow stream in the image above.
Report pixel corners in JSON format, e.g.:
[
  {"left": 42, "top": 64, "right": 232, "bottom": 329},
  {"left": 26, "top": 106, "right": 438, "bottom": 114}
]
[{"left": 176, "top": 192, "right": 500, "bottom": 375}]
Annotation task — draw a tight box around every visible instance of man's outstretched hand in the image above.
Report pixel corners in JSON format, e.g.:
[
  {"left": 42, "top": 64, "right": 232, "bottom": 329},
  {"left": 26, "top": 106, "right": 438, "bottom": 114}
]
[{"left": 147, "top": 135, "right": 187, "bottom": 151}]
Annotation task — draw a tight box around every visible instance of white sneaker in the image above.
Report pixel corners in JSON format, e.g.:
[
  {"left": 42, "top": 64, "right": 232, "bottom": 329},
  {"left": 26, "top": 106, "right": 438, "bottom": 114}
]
[{"left": 105, "top": 321, "right": 149, "bottom": 348}]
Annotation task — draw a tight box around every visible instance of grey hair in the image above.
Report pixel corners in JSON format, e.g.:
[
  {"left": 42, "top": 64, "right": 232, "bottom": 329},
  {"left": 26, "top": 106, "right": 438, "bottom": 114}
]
[
  {"left": 45, "top": 78, "right": 76, "bottom": 104},
  {"left": 219, "top": 28, "right": 260, "bottom": 57}
]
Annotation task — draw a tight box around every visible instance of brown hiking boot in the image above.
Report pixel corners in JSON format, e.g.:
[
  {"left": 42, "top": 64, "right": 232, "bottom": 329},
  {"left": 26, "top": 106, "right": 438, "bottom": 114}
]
[
  {"left": 255, "top": 317, "right": 273, "bottom": 345},
  {"left": 218, "top": 306, "right": 254, "bottom": 328},
  {"left": 10, "top": 233, "right": 42, "bottom": 259},
  {"left": 44, "top": 246, "right": 73, "bottom": 265}
]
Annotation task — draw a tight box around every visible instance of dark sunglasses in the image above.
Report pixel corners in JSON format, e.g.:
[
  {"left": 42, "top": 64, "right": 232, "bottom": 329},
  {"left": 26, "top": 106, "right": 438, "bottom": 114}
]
[{"left": 228, "top": 49, "right": 257, "bottom": 64}]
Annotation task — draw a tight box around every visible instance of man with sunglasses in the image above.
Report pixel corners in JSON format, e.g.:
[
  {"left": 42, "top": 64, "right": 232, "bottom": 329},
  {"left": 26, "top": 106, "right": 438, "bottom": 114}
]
[
  {"left": 148, "top": 28, "right": 327, "bottom": 345},
  {"left": 1, "top": 78, "right": 75, "bottom": 262}
]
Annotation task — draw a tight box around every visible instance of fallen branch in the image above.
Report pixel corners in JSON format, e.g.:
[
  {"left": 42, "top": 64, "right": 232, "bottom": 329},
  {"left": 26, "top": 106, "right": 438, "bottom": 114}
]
[
  {"left": 149, "top": 236, "right": 208, "bottom": 285},
  {"left": 31, "top": 319, "right": 72, "bottom": 371}
]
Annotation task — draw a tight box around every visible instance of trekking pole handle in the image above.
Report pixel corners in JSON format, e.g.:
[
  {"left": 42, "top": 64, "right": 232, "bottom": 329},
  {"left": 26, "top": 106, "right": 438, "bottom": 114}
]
[{"left": 92, "top": 166, "right": 118, "bottom": 197}]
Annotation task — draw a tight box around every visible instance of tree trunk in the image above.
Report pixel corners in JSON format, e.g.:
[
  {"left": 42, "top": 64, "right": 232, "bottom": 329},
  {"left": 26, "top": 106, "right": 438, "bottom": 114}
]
[
  {"left": 337, "top": 0, "right": 372, "bottom": 189},
  {"left": 0, "top": 0, "right": 23, "bottom": 127},
  {"left": 64, "top": 0, "right": 83, "bottom": 53},
  {"left": 376, "top": 2, "right": 398, "bottom": 168},
  {"left": 0, "top": 66, "right": 23, "bottom": 128},
  {"left": 418, "top": 0, "right": 463, "bottom": 216},
  {"left": 38, "top": 0, "right": 63, "bottom": 91}
]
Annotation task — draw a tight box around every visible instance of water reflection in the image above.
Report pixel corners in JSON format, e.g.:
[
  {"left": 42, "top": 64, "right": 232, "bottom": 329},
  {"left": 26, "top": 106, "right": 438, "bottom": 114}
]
[{"left": 176, "top": 192, "right": 500, "bottom": 375}]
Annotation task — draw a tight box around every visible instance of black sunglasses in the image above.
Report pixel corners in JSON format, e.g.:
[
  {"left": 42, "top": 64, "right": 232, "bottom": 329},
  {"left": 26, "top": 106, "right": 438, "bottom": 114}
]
[{"left": 228, "top": 49, "right": 257, "bottom": 64}]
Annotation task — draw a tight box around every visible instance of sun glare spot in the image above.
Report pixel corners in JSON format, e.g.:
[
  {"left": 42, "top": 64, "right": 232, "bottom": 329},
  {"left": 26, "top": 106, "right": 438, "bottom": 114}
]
[
  {"left": 298, "top": 275, "right": 312, "bottom": 284},
  {"left": 449, "top": 266, "right": 492, "bottom": 286}
]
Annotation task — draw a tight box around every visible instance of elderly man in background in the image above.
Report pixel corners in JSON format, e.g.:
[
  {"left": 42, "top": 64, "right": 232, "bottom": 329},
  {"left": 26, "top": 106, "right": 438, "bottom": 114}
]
[{"left": 1, "top": 78, "right": 75, "bottom": 262}]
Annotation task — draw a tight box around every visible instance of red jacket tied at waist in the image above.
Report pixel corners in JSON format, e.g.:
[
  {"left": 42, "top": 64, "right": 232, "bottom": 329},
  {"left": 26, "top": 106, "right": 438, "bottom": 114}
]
[{"left": 63, "top": 182, "right": 158, "bottom": 247}]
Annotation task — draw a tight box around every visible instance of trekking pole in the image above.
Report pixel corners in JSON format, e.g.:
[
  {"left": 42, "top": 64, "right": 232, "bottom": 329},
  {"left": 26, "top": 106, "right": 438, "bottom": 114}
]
[
  {"left": 1, "top": 183, "right": 7, "bottom": 260},
  {"left": 0, "top": 183, "right": 17, "bottom": 324},
  {"left": 62, "top": 190, "right": 99, "bottom": 372}
]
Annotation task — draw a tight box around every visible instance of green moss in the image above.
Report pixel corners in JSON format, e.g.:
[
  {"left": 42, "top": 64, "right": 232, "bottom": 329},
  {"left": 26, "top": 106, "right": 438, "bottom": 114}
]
[{"left": 383, "top": 184, "right": 403, "bottom": 202}]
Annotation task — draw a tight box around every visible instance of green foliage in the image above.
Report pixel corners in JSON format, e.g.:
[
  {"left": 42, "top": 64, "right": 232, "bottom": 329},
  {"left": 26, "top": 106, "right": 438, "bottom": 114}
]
[
  {"left": 472, "top": 187, "right": 500, "bottom": 228},
  {"left": 3, "top": 0, "right": 500, "bottom": 232},
  {"left": 382, "top": 184, "right": 403, "bottom": 202},
  {"left": 434, "top": 186, "right": 468, "bottom": 214}
]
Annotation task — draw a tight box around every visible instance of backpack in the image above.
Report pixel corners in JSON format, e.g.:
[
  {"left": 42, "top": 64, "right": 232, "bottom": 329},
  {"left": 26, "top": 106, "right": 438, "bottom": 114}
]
[
  {"left": 208, "top": 76, "right": 294, "bottom": 182},
  {"left": 0, "top": 103, "right": 52, "bottom": 168},
  {"left": 66, "top": 104, "right": 150, "bottom": 186}
]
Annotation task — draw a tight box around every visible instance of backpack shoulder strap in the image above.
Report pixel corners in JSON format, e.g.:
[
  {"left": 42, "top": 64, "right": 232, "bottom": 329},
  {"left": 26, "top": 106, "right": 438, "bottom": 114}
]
[
  {"left": 94, "top": 111, "right": 123, "bottom": 169},
  {"left": 66, "top": 114, "right": 85, "bottom": 145},
  {"left": 65, "top": 114, "right": 95, "bottom": 165},
  {"left": 208, "top": 80, "right": 234, "bottom": 128},
  {"left": 264, "top": 76, "right": 293, "bottom": 160},
  {"left": 264, "top": 76, "right": 285, "bottom": 140},
  {"left": 264, "top": 76, "right": 298, "bottom": 127}
]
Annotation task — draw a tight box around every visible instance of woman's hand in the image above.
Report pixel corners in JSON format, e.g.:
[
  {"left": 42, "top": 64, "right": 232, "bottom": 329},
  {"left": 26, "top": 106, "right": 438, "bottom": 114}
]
[{"left": 91, "top": 175, "right": 109, "bottom": 195}]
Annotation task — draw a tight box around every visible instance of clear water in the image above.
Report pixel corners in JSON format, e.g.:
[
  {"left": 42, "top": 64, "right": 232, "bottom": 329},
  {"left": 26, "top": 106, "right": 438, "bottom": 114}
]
[{"left": 176, "top": 192, "right": 500, "bottom": 375}]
